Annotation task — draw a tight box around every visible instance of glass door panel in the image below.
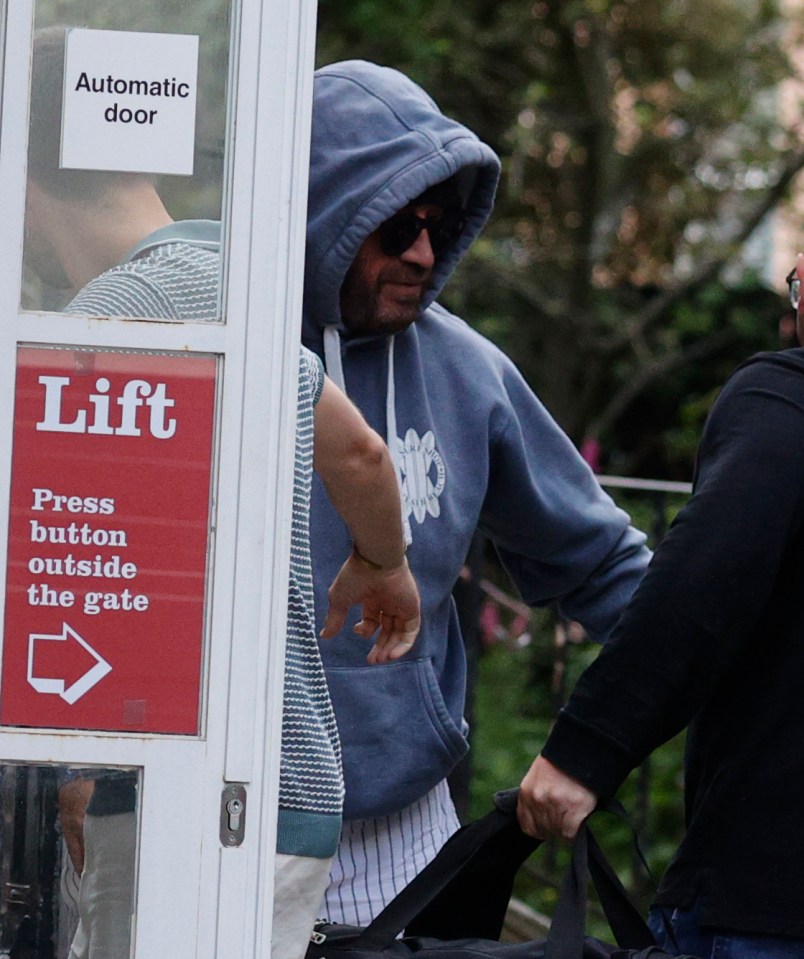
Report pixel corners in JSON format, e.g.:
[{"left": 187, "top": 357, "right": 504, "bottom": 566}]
[
  {"left": 0, "top": 762, "right": 139, "bottom": 959},
  {"left": 22, "top": 0, "right": 231, "bottom": 319}
]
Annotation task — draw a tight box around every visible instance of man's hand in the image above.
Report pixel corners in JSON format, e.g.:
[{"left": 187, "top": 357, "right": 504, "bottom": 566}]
[
  {"left": 321, "top": 552, "right": 421, "bottom": 663},
  {"left": 517, "top": 755, "right": 597, "bottom": 840}
]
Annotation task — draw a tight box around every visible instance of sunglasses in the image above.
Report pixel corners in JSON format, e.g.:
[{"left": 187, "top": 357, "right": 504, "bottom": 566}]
[
  {"left": 378, "top": 207, "right": 468, "bottom": 257},
  {"left": 786, "top": 266, "right": 801, "bottom": 311}
]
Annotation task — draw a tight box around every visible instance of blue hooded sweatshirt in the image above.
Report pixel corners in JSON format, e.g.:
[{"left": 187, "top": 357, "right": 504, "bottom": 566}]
[{"left": 304, "top": 61, "right": 650, "bottom": 821}]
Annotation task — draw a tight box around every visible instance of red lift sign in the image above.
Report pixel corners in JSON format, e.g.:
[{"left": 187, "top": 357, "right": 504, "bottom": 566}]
[{"left": 1, "top": 347, "right": 217, "bottom": 734}]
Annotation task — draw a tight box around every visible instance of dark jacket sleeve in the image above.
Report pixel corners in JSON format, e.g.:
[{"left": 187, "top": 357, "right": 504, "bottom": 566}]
[{"left": 542, "top": 353, "right": 804, "bottom": 798}]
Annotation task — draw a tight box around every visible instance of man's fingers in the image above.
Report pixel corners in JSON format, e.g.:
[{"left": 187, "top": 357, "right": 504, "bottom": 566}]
[
  {"left": 320, "top": 601, "right": 349, "bottom": 639},
  {"left": 367, "top": 637, "right": 415, "bottom": 664},
  {"left": 517, "top": 792, "right": 577, "bottom": 840},
  {"left": 515, "top": 795, "right": 544, "bottom": 840},
  {"left": 353, "top": 615, "right": 381, "bottom": 638},
  {"left": 366, "top": 614, "right": 420, "bottom": 663}
]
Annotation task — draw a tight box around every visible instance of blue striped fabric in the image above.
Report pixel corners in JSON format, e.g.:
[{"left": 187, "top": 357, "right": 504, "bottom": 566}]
[
  {"left": 322, "top": 778, "right": 460, "bottom": 925},
  {"left": 66, "top": 236, "right": 220, "bottom": 322}
]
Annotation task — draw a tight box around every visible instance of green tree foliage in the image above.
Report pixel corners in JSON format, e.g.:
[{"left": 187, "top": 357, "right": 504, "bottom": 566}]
[{"left": 317, "top": 0, "right": 804, "bottom": 476}]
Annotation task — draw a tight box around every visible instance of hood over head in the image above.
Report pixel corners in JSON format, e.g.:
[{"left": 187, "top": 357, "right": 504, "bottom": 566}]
[{"left": 303, "top": 60, "right": 501, "bottom": 342}]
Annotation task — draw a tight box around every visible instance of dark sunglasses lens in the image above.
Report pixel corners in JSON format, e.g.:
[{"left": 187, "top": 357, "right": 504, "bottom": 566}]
[
  {"left": 378, "top": 209, "right": 467, "bottom": 257},
  {"left": 379, "top": 214, "right": 423, "bottom": 256},
  {"left": 428, "top": 209, "right": 467, "bottom": 254}
]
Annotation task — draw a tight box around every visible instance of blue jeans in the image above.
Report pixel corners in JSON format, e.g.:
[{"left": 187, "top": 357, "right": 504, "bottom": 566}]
[{"left": 648, "top": 902, "right": 804, "bottom": 959}]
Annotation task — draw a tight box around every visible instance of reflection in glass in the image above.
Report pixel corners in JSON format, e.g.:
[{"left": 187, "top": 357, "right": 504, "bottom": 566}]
[
  {"left": 0, "top": 764, "right": 138, "bottom": 959},
  {"left": 22, "top": 0, "right": 231, "bottom": 320}
]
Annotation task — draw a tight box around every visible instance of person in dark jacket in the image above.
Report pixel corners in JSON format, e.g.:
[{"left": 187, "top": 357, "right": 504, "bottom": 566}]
[
  {"left": 517, "top": 256, "right": 804, "bottom": 956},
  {"left": 303, "top": 59, "right": 651, "bottom": 924}
]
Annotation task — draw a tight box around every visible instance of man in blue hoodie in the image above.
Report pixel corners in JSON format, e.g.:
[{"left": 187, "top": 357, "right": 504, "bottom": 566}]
[{"left": 303, "top": 60, "right": 651, "bottom": 924}]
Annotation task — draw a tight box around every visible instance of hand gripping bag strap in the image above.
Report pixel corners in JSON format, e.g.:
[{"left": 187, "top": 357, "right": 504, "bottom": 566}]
[{"left": 355, "top": 789, "right": 538, "bottom": 950}]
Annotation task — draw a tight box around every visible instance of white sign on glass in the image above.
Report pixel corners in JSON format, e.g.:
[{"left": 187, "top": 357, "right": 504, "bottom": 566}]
[{"left": 60, "top": 29, "right": 199, "bottom": 176}]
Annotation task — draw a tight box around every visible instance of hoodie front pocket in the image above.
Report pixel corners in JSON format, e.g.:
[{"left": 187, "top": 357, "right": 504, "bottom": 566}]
[{"left": 325, "top": 657, "right": 468, "bottom": 821}]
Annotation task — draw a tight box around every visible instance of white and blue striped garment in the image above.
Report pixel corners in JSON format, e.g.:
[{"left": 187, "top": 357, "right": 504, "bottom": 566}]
[
  {"left": 321, "top": 778, "right": 460, "bottom": 926},
  {"left": 277, "top": 349, "right": 344, "bottom": 858},
  {"left": 66, "top": 237, "right": 220, "bottom": 322}
]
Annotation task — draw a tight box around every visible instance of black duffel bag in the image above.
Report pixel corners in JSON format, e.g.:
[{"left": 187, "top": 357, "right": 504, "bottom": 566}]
[{"left": 306, "top": 789, "right": 694, "bottom": 959}]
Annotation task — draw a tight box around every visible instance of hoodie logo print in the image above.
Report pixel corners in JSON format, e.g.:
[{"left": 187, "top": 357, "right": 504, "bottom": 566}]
[{"left": 397, "top": 428, "right": 445, "bottom": 525}]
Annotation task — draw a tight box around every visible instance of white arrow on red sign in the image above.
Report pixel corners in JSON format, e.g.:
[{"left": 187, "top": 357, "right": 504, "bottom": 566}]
[{"left": 27, "top": 623, "right": 112, "bottom": 704}]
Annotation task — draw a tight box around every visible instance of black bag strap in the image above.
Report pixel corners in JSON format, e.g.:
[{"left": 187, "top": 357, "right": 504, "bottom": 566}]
[
  {"left": 404, "top": 795, "right": 543, "bottom": 941},
  {"left": 354, "top": 788, "right": 539, "bottom": 950},
  {"left": 587, "top": 801, "right": 657, "bottom": 950},
  {"left": 545, "top": 819, "right": 657, "bottom": 959},
  {"left": 587, "top": 830, "right": 657, "bottom": 950},
  {"left": 351, "top": 791, "right": 657, "bottom": 956},
  {"left": 545, "top": 821, "right": 590, "bottom": 959}
]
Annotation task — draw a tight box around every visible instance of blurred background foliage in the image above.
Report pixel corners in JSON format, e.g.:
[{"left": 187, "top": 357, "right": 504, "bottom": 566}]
[{"left": 318, "top": 0, "right": 804, "bottom": 932}]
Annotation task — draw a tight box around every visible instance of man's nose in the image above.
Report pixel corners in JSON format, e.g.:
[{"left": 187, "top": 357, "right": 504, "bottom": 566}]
[{"left": 400, "top": 228, "right": 436, "bottom": 269}]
